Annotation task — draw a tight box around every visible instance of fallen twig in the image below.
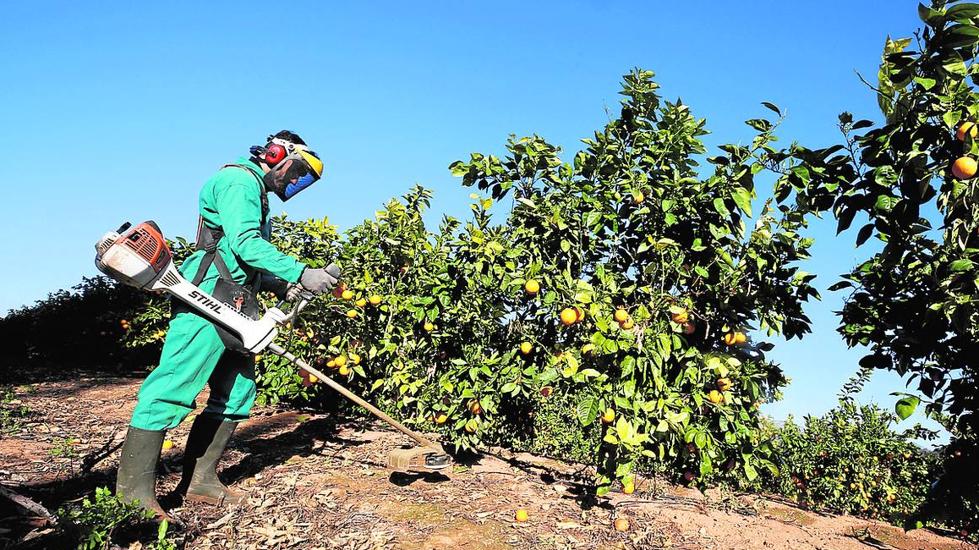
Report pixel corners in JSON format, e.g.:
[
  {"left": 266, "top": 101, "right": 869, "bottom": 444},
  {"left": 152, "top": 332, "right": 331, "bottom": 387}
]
[{"left": 0, "top": 484, "right": 57, "bottom": 526}]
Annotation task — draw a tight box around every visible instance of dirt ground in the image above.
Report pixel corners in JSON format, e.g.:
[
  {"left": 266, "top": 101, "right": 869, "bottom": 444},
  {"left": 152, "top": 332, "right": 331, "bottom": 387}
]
[{"left": 0, "top": 377, "right": 973, "bottom": 549}]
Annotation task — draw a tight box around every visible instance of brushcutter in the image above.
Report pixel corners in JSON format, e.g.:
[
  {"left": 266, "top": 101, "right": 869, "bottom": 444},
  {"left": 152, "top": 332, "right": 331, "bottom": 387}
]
[{"left": 94, "top": 220, "right": 452, "bottom": 474}]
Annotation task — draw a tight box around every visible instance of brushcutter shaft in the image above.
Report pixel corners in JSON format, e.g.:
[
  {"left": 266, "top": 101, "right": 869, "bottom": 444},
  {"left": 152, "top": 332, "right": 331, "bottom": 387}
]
[{"left": 266, "top": 343, "right": 441, "bottom": 451}]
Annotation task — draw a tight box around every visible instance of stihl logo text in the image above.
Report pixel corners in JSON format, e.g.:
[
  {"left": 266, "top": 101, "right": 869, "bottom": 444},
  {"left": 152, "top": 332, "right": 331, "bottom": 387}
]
[{"left": 189, "top": 290, "right": 223, "bottom": 314}]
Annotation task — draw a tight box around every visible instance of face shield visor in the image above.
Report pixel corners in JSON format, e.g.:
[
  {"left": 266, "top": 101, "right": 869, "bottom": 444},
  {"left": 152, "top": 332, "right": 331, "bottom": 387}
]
[{"left": 264, "top": 147, "right": 324, "bottom": 202}]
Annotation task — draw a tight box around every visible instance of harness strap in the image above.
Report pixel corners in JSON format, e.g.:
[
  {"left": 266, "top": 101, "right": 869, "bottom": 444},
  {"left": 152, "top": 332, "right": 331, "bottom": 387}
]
[{"left": 191, "top": 164, "right": 269, "bottom": 288}]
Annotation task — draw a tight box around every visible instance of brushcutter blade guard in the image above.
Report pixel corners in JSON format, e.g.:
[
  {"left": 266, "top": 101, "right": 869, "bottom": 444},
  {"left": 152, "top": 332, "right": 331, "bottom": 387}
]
[{"left": 388, "top": 446, "right": 452, "bottom": 474}]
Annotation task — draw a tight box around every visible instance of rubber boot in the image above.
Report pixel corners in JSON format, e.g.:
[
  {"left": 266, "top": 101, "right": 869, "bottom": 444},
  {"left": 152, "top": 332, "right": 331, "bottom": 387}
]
[
  {"left": 115, "top": 426, "right": 169, "bottom": 520},
  {"left": 177, "top": 413, "right": 245, "bottom": 506}
]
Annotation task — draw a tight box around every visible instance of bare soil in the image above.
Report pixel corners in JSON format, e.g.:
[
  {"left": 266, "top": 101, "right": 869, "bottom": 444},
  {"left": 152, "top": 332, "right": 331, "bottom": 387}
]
[{"left": 1, "top": 377, "right": 973, "bottom": 549}]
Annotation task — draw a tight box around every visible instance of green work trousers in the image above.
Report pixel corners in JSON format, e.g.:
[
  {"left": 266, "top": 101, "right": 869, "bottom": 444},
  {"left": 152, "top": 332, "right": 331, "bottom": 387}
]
[{"left": 129, "top": 310, "right": 256, "bottom": 431}]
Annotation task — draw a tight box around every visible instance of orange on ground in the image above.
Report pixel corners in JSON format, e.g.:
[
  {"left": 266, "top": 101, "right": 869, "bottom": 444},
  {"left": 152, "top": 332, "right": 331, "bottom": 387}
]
[
  {"left": 952, "top": 156, "right": 978, "bottom": 180},
  {"left": 520, "top": 341, "right": 533, "bottom": 355},
  {"left": 369, "top": 294, "right": 382, "bottom": 305},
  {"left": 515, "top": 509, "right": 529, "bottom": 522},
  {"left": 623, "top": 481, "right": 635, "bottom": 494},
  {"left": 559, "top": 308, "right": 578, "bottom": 326},
  {"left": 613, "top": 308, "right": 629, "bottom": 323},
  {"left": 620, "top": 318, "right": 635, "bottom": 330},
  {"left": 346, "top": 309, "right": 358, "bottom": 319},
  {"left": 957, "top": 121, "right": 977, "bottom": 141},
  {"left": 601, "top": 408, "right": 615, "bottom": 424},
  {"left": 613, "top": 517, "right": 630, "bottom": 532},
  {"left": 161, "top": 439, "right": 174, "bottom": 451},
  {"left": 524, "top": 279, "right": 540, "bottom": 295},
  {"left": 341, "top": 289, "right": 354, "bottom": 300},
  {"left": 308, "top": 374, "right": 318, "bottom": 384}
]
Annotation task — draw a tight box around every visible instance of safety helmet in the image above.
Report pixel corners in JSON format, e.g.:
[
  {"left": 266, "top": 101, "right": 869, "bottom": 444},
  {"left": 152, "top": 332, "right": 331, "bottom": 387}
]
[{"left": 252, "top": 133, "right": 324, "bottom": 202}]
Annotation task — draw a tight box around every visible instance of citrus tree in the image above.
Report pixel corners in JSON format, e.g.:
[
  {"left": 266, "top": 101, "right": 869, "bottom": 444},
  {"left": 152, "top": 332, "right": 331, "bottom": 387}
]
[
  {"left": 444, "top": 69, "right": 829, "bottom": 493},
  {"left": 784, "top": 0, "right": 979, "bottom": 534}
]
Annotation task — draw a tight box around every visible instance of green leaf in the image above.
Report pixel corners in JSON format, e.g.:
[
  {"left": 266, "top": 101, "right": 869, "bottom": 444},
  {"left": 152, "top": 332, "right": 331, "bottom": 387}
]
[
  {"left": 913, "top": 76, "right": 937, "bottom": 90},
  {"left": 731, "top": 187, "right": 753, "bottom": 217},
  {"left": 761, "top": 102, "right": 781, "bottom": 116},
  {"left": 950, "top": 259, "right": 975, "bottom": 272},
  {"left": 895, "top": 396, "right": 919, "bottom": 420},
  {"left": 947, "top": 3, "right": 979, "bottom": 20},
  {"left": 575, "top": 396, "right": 598, "bottom": 426},
  {"left": 743, "top": 461, "right": 758, "bottom": 482}
]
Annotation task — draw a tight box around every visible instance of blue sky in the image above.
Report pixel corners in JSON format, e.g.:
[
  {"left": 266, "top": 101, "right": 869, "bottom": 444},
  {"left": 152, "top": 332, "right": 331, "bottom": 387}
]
[{"left": 0, "top": 2, "right": 942, "bottom": 437}]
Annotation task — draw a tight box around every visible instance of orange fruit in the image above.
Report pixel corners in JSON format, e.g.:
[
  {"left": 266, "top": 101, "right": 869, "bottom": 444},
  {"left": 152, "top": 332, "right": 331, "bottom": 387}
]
[
  {"left": 613, "top": 308, "right": 629, "bottom": 323},
  {"left": 574, "top": 307, "right": 585, "bottom": 322},
  {"left": 468, "top": 400, "right": 483, "bottom": 415},
  {"left": 601, "top": 408, "right": 615, "bottom": 424},
  {"left": 519, "top": 341, "right": 533, "bottom": 355},
  {"left": 355, "top": 298, "right": 367, "bottom": 308},
  {"left": 423, "top": 321, "right": 435, "bottom": 332},
  {"left": 346, "top": 309, "right": 358, "bottom": 319},
  {"left": 670, "top": 308, "right": 688, "bottom": 324},
  {"left": 254, "top": 354, "right": 263, "bottom": 364},
  {"left": 349, "top": 352, "right": 361, "bottom": 365},
  {"left": 633, "top": 190, "right": 645, "bottom": 204},
  {"left": 620, "top": 318, "right": 635, "bottom": 330},
  {"left": 717, "top": 378, "right": 732, "bottom": 392},
  {"left": 735, "top": 332, "right": 747, "bottom": 344},
  {"left": 161, "top": 439, "right": 174, "bottom": 451},
  {"left": 435, "top": 413, "right": 448, "bottom": 424},
  {"left": 623, "top": 481, "right": 635, "bottom": 495},
  {"left": 724, "top": 332, "right": 745, "bottom": 346},
  {"left": 708, "top": 390, "right": 724, "bottom": 404},
  {"left": 952, "top": 156, "right": 978, "bottom": 180},
  {"left": 540, "top": 386, "right": 553, "bottom": 398},
  {"left": 560, "top": 308, "right": 577, "bottom": 326},
  {"left": 957, "top": 121, "right": 977, "bottom": 141},
  {"left": 524, "top": 279, "right": 540, "bottom": 295},
  {"left": 334, "top": 355, "right": 348, "bottom": 368},
  {"left": 308, "top": 373, "right": 318, "bottom": 384},
  {"left": 613, "top": 517, "right": 630, "bottom": 532},
  {"left": 369, "top": 294, "right": 382, "bottom": 305},
  {"left": 326, "top": 358, "right": 337, "bottom": 368},
  {"left": 332, "top": 283, "right": 347, "bottom": 299},
  {"left": 338, "top": 365, "right": 350, "bottom": 376},
  {"left": 682, "top": 321, "right": 696, "bottom": 335},
  {"left": 515, "top": 509, "right": 529, "bottom": 522},
  {"left": 341, "top": 289, "right": 354, "bottom": 300}
]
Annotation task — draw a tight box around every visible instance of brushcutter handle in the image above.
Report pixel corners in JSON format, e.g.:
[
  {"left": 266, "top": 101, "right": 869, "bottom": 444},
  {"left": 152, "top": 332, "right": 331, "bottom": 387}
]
[{"left": 274, "top": 293, "right": 314, "bottom": 324}]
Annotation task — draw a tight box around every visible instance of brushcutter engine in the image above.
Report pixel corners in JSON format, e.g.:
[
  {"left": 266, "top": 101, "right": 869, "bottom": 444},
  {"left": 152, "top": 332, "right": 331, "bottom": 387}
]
[{"left": 94, "top": 221, "right": 286, "bottom": 353}]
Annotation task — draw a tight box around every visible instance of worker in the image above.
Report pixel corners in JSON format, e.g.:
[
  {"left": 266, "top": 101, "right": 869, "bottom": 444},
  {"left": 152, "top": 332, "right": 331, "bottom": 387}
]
[{"left": 115, "top": 131, "right": 339, "bottom": 519}]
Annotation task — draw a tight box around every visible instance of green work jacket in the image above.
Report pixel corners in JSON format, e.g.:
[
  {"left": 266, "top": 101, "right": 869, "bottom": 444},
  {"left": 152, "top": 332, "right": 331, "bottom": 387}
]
[{"left": 178, "top": 157, "right": 305, "bottom": 289}]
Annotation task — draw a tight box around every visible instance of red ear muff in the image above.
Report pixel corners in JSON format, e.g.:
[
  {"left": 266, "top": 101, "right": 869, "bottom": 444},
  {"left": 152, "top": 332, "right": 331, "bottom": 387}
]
[{"left": 265, "top": 144, "right": 287, "bottom": 166}]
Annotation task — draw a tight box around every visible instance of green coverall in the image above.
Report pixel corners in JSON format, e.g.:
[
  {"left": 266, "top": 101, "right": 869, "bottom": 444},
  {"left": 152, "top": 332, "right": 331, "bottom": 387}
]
[{"left": 129, "top": 158, "right": 306, "bottom": 431}]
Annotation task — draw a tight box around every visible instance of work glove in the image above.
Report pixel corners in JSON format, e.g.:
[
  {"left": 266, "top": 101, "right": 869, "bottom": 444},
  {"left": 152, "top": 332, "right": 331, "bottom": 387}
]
[
  {"left": 262, "top": 275, "right": 313, "bottom": 302},
  {"left": 299, "top": 264, "right": 341, "bottom": 295}
]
